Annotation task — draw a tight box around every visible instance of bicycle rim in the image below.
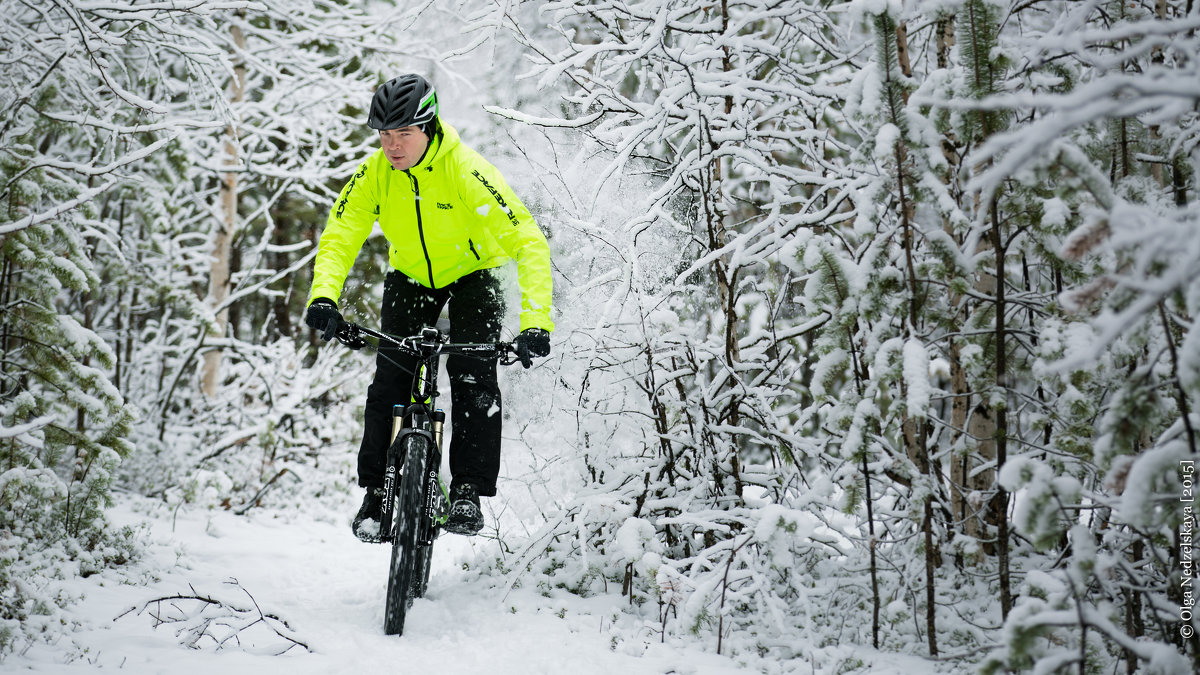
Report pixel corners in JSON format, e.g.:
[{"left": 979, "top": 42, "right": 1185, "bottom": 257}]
[{"left": 383, "top": 436, "right": 427, "bottom": 635}]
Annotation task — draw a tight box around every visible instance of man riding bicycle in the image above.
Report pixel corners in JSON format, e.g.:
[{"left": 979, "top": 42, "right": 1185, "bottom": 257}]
[{"left": 304, "top": 73, "right": 554, "bottom": 540}]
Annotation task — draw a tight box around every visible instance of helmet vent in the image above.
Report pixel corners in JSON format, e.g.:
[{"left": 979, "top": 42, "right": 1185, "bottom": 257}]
[{"left": 367, "top": 74, "right": 439, "bottom": 131}]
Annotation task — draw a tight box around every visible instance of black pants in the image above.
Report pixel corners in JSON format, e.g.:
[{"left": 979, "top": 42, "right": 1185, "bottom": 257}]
[{"left": 358, "top": 269, "right": 505, "bottom": 496}]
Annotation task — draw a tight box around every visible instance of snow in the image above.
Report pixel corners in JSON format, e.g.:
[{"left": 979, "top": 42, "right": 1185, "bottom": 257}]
[
  {"left": 11, "top": 1, "right": 1197, "bottom": 672},
  {"left": 902, "top": 338, "right": 931, "bottom": 419},
  {"left": 848, "top": 0, "right": 901, "bottom": 20},
  {"left": 1119, "top": 440, "right": 1192, "bottom": 529},
  {"left": 10, "top": 496, "right": 750, "bottom": 674},
  {"left": 482, "top": 106, "right": 604, "bottom": 129},
  {"left": 0, "top": 412, "right": 55, "bottom": 439},
  {"left": 5, "top": 491, "right": 947, "bottom": 675},
  {"left": 615, "top": 516, "right": 662, "bottom": 561},
  {"left": 873, "top": 123, "right": 900, "bottom": 162}
]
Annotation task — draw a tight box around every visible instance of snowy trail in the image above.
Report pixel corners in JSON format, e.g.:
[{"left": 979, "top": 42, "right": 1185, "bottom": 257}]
[{"left": 14, "top": 496, "right": 752, "bottom": 674}]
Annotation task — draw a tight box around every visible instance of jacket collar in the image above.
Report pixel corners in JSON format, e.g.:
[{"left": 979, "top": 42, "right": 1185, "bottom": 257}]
[{"left": 410, "top": 121, "right": 461, "bottom": 171}]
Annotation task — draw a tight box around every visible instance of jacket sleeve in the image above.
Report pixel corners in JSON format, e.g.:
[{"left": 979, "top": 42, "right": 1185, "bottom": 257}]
[
  {"left": 461, "top": 156, "right": 555, "bottom": 332},
  {"left": 308, "top": 158, "right": 379, "bottom": 306}
]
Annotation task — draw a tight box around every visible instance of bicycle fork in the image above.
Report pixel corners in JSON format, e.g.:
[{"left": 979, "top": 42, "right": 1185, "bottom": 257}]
[
  {"left": 379, "top": 408, "right": 406, "bottom": 543},
  {"left": 380, "top": 405, "right": 416, "bottom": 544},
  {"left": 418, "top": 409, "right": 447, "bottom": 546},
  {"left": 383, "top": 404, "right": 446, "bottom": 546}
]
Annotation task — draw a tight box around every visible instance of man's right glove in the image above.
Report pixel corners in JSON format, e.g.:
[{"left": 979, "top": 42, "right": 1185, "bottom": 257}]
[
  {"left": 305, "top": 298, "right": 342, "bottom": 341},
  {"left": 514, "top": 328, "right": 550, "bottom": 368}
]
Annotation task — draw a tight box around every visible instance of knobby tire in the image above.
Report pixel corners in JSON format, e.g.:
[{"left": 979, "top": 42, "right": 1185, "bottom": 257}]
[
  {"left": 383, "top": 435, "right": 427, "bottom": 635},
  {"left": 412, "top": 526, "right": 435, "bottom": 599}
]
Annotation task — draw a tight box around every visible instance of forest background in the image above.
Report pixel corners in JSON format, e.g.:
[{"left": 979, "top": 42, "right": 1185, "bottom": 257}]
[{"left": 2, "top": 0, "right": 1199, "bottom": 673}]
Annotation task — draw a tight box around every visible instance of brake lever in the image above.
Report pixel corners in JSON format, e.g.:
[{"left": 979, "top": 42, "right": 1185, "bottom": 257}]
[
  {"left": 336, "top": 321, "right": 367, "bottom": 350},
  {"left": 511, "top": 342, "right": 532, "bottom": 369},
  {"left": 496, "top": 343, "right": 524, "bottom": 368}
]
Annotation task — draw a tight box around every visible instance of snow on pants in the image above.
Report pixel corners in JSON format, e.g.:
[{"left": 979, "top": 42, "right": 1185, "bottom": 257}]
[{"left": 358, "top": 268, "right": 505, "bottom": 496}]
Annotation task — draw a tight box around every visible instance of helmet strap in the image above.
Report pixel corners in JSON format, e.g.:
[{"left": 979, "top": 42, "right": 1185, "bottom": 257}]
[
  {"left": 422, "top": 117, "right": 441, "bottom": 140},
  {"left": 412, "top": 122, "right": 441, "bottom": 167}
]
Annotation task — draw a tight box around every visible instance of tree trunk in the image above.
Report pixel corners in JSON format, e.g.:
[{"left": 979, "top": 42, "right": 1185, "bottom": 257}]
[
  {"left": 269, "top": 212, "right": 294, "bottom": 340},
  {"left": 202, "top": 15, "right": 246, "bottom": 397},
  {"left": 863, "top": 450, "right": 881, "bottom": 649},
  {"left": 703, "top": 0, "right": 743, "bottom": 501},
  {"left": 990, "top": 199, "right": 1013, "bottom": 619}
]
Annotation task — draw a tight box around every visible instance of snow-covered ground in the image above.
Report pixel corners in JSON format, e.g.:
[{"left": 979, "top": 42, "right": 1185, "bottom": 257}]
[
  {"left": 3, "top": 496, "right": 711, "bottom": 673},
  {"left": 8, "top": 494, "right": 940, "bottom": 674}
]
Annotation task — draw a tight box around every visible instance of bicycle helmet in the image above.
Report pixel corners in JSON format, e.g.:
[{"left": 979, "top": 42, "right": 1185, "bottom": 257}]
[{"left": 367, "top": 74, "right": 439, "bottom": 133}]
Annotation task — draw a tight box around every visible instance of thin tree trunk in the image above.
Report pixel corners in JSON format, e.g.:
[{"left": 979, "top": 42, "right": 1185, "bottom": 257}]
[
  {"left": 125, "top": 208, "right": 143, "bottom": 389},
  {"left": 937, "top": 15, "right": 955, "bottom": 70},
  {"left": 863, "top": 450, "right": 881, "bottom": 649},
  {"left": 202, "top": 15, "right": 246, "bottom": 397},
  {"left": 269, "top": 212, "right": 293, "bottom": 340},
  {"left": 896, "top": 19, "right": 938, "bottom": 653},
  {"left": 1125, "top": 538, "right": 1145, "bottom": 674},
  {"left": 702, "top": 0, "right": 742, "bottom": 500},
  {"left": 1174, "top": 154, "right": 1189, "bottom": 208},
  {"left": 990, "top": 198, "right": 1012, "bottom": 619},
  {"left": 896, "top": 20, "right": 913, "bottom": 82},
  {"left": 923, "top": 492, "right": 938, "bottom": 655},
  {"left": 1, "top": 256, "right": 12, "bottom": 400}
]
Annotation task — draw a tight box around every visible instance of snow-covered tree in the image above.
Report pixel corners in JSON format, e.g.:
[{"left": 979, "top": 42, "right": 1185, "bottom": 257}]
[
  {"left": 956, "top": 2, "right": 1200, "bottom": 672},
  {"left": 0, "top": 0, "right": 234, "bottom": 655},
  {"left": 495, "top": 0, "right": 870, "bottom": 658},
  {"left": 117, "top": 0, "right": 455, "bottom": 513},
  {"left": 815, "top": 0, "right": 1198, "bottom": 671},
  {"left": 0, "top": 0, "right": 440, "bottom": 655},
  {"left": 497, "top": 0, "right": 1198, "bottom": 670}
]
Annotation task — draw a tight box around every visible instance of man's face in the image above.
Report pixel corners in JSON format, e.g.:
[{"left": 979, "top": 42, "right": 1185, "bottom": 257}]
[{"left": 379, "top": 126, "right": 429, "bottom": 171}]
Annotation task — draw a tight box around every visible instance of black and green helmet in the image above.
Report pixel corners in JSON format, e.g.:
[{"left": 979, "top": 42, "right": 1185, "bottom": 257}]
[{"left": 367, "top": 74, "right": 439, "bottom": 132}]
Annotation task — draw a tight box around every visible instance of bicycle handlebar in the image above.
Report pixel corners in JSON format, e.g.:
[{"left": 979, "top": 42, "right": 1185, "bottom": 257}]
[{"left": 333, "top": 320, "right": 529, "bottom": 368}]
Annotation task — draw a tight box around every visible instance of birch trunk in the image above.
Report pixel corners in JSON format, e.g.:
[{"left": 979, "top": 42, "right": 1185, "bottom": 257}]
[{"left": 202, "top": 16, "right": 246, "bottom": 397}]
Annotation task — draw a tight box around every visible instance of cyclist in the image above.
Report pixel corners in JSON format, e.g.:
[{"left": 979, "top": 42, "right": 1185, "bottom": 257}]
[{"left": 303, "top": 73, "right": 554, "bottom": 540}]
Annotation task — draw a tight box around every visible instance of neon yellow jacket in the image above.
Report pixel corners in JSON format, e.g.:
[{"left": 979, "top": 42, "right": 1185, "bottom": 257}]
[{"left": 308, "top": 123, "right": 554, "bottom": 332}]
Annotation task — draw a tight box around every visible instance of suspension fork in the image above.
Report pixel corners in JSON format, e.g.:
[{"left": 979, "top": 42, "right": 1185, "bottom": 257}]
[
  {"left": 379, "top": 405, "right": 407, "bottom": 542},
  {"left": 407, "top": 346, "right": 446, "bottom": 545},
  {"left": 390, "top": 401, "right": 444, "bottom": 547},
  {"left": 415, "top": 407, "right": 447, "bottom": 546}
]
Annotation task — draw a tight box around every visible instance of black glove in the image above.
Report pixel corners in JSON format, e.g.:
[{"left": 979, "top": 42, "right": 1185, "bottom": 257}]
[
  {"left": 305, "top": 298, "right": 342, "bottom": 341},
  {"left": 515, "top": 328, "right": 551, "bottom": 367}
]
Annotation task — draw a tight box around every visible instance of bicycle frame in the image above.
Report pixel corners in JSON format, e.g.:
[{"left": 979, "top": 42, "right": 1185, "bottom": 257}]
[{"left": 338, "top": 322, "right": 520, "bottom": 546}]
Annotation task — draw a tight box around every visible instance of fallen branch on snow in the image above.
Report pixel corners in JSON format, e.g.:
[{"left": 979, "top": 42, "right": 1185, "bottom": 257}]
[{"left": 115, "top": 578, "right": 310, "bottom": 655}]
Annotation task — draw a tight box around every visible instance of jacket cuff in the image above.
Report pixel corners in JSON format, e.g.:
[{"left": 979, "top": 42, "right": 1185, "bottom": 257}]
[
  {"left": 519, "top": 311, "right": 555, "bottom": 333},
  {"left": 308, "top": 286, "right": 342, "bottom": 307}
]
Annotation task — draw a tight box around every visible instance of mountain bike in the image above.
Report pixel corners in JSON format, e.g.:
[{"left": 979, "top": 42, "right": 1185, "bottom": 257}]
[{"left": 333, "top": 320, "right": 525, "bottom": 636}]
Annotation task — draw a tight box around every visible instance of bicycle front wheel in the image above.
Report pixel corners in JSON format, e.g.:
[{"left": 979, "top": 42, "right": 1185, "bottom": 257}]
[
  {"left": 411, "top": 531, "right": 435, "bottom": 599},
  {"left": 410, "top": 474, "right": 446, "bottom": 599},
  {"left": 383, "top": 435, "right": 428, "bottom": 635}
]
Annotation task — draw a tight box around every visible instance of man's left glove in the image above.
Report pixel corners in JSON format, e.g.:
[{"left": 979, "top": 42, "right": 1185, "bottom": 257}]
[
  {"left": 514, "top": 328, "right": 551, "bottom": 367},
  {"left": 305, "top": 298, "right": 342, "bottom": 342}
]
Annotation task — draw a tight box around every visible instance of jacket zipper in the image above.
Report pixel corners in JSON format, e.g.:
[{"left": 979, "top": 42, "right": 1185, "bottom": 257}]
[
  {"left": 468, "top": 239, "right": 480, "bottom": 260},
  {"left": 407, "top": 171, "right": 436, "bottom": 289}
]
